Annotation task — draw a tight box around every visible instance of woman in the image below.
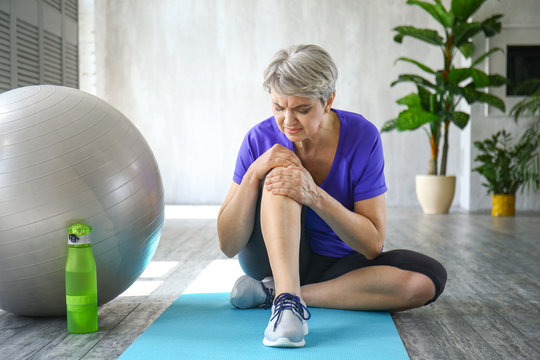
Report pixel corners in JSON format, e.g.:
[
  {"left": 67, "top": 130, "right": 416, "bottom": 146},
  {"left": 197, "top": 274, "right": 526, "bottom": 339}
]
[{"left": 217, "top": 44, "right": 446, "bottom": 348}]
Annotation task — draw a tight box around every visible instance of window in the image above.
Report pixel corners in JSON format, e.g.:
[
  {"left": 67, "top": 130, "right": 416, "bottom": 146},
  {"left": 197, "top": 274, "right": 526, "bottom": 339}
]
[{"left": 506, "top": 45, "right": 540, "bottom": 96}]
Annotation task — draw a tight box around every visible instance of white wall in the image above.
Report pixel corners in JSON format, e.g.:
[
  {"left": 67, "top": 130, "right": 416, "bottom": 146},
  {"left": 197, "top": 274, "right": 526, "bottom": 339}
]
[{"left": 80, "top": 0, "right": 539, "bottom": 211}]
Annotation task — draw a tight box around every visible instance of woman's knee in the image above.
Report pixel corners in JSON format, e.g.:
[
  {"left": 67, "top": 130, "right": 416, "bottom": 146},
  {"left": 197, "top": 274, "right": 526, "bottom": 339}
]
[
  {"left": 261, "top": 167, "right": 302, "bottom": 210},
  {"left": 392, "top": 270, "right": 436, "bottom": 309},
  {"left": 378, "top": 249, "right": 446, "bottom": 305},
  {"left": 406, "top": 271, "right": 437, "bottom": 307}
]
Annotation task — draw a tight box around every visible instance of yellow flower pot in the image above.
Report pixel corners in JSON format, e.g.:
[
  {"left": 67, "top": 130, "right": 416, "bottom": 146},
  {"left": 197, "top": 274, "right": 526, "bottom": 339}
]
[{"left": 492, "top": 194, "right": 515, "bottom": 216}]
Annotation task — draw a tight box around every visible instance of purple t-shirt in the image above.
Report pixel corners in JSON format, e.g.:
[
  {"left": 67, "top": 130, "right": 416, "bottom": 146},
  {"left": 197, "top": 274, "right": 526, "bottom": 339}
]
[{"left": 233, "top": 109, "right": 387, "bottom": 257}]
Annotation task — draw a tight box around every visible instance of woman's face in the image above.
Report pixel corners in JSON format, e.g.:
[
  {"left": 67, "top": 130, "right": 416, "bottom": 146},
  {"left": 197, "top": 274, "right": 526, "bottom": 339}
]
[{"left": 271, "top": 89, "right": 332, "bottom": 142}]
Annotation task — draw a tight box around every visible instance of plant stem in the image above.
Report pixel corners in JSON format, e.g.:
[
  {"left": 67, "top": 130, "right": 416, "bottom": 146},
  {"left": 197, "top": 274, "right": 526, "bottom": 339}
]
[
  {"left": 429, "top": 133, "right": 438, "bottom": 175},
  {"left": 440, "top": 120, "right": 450, "bottom": 175},
  {"left": 439, "top": 34, "right": 454, "bottom": 176},
  {"left": 444, "top": 35, "right": 454, "bottom": 77}
]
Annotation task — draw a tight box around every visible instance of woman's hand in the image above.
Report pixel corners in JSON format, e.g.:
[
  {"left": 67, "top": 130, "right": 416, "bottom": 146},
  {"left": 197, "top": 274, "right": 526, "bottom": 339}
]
[
  {"left": 264, "top": 165, "right": 321, "bottom": 207},
  {"left": 248, "top": 144, "right": 302, "bottom": 181}
]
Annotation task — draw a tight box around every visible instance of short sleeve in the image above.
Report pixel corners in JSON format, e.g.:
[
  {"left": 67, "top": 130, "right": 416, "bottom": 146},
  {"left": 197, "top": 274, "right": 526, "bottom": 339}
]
[
  {"left": 353, "top": 132, "right": 387, "bottom": 201},
  {"left": 233, "top": 133, "right": 255, "bottom": 184},
  {"left": 231, "top": 118, "right": 291, "bottom": 185}
]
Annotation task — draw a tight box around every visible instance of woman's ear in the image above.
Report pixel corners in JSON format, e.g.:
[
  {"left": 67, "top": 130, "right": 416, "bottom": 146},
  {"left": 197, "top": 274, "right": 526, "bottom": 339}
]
[{"left": 324, "top": 92, "right": 336, "bottom": 113}]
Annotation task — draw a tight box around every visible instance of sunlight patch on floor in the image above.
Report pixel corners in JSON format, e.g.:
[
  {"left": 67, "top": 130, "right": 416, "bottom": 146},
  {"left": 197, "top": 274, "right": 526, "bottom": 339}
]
[
  {"left": 183, "top": 259, "right": 244, "bottom": 294},
  {"left": 139, "top": 261, "right": 179, "bottom": 278},
  {"left": 119, "top": 280, "right": 164, "bottom": 297},
  {"left": 165, "top": 205, "right": 220, "bottom": 219},
  {"left": 119, "top": 261, "right": 179, "bottom": 297}
]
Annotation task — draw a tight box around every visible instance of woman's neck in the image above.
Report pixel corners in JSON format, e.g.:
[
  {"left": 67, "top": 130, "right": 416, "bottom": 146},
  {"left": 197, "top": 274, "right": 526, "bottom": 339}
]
[{"left": 294, "top": 110, "right": 339, "bottom": 158}]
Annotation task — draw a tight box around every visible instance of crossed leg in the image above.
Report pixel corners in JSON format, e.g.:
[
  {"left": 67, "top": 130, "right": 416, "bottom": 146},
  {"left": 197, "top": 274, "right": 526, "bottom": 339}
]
[
  {"left": 259, "top": 183, "right": 436, "bottom": 312},
  {"left": 301, "top": 266, "right": 435, "bottom": 311}
]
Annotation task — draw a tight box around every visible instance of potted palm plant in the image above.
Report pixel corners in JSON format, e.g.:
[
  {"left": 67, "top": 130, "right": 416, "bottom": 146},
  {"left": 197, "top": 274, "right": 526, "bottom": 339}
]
[
  {"left": 381, "top": 0, "right": 507, "bottom": 214},
  {"left": 473, "top": 79, "right": 540, "bottom": 216}
]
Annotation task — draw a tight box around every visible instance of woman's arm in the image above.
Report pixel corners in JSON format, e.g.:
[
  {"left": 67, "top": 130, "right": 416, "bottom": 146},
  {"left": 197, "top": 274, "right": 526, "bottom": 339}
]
[
  {"left": 217, "top": 145, "right": 302, "bottom": 257},
  {"left": 312, "top": 191, "right": 386, "bottom": 260},
  {"left": 217, "top": 176, "right": 260, "bottom": 258},
  {"left": 264, "top": 166, "right": 385, "bottom": 259}
]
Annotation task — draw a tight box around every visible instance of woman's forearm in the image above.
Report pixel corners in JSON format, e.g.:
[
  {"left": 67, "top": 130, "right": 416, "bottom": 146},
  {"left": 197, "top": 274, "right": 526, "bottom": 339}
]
[
  {"left": 311, "top": 189, "right": 385, "bottom": 259},
  {"left": 217, "top": 171, "right": 261, "bottom": 257}
]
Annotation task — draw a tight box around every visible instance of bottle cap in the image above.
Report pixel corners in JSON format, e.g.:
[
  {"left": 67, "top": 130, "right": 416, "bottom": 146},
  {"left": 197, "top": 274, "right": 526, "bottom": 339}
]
[{"left": 67, "top": 223, "right": 92, "bottom": 245}]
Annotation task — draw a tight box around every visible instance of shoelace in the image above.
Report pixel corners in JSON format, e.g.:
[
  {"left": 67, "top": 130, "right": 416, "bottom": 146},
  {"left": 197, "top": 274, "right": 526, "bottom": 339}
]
[
  {"left": 261, "top": 283, "right": 275, "bottom": 309},
  {"left": 270, "top": 293, "right": 311, "bottom": 331}
]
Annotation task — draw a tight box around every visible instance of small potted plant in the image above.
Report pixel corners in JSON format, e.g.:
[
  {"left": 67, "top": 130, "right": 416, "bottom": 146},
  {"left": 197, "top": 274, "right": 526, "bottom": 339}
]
[
  {"left": 473, "top": 79, "right": 540, "bottom": 216},
  {"left": 381, "top": 0, "right": 507, "bottom": 214}
]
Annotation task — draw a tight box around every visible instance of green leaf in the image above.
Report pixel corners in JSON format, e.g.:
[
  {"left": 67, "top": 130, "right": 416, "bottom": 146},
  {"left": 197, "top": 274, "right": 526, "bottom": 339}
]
[
  {"left": 407, "top": 0, "right": 454, "bottom": 28},
  {"left": 418, "top": 84, "right": 440, "bottom": 113},
  {"left": 510, "top": 86, "right": 540, "bottom": 119},
  {"left": 454, "top": 22, "right": 482, "bottom": 46},
  {"left": 395, "top": 108, "right": 440, "bottom": 131},
  {"left": 392, "top": 92, "right": 441, "bottom": 131},
  {"left": 429, "top": 93, "right": 439, "bottom": 113},
  {"left": 448, "top": 68, "right": 472, "bottom": 85},
  {"left": 450, "top": 111, "right": 470, "bottom": 129},
  {"left": 395, "top": 57, "right": 435, "bottom": 74},
  {"left": 476, "top": 155, "right": 493, "bottom": 163},
  {"left": 391, "top": 74, "right": 437, "bottom": 89},
  {"left": 435, "top": 70, "right": 444, "bottom": 86},
  {"left": 481, "top": 14, "right": 503, "bottom": 37},
  {"left": 471, "top": 47, "right": 503, "bottom": 67},
  {"left": 486, "top": 74, "right": 508, "bottom": 87},
  {"left": 393, "top": 26, "right": 444, "bottom": 46},
  {"left": 417, "top": 85, "right": 433, "bottom": 111},
  {"left": 462, "top": 87, "right": 506, "bottom": 112},
  {"left": 451, "top": 0, "right": 486, "bottom": 21},
  {"left": 381, "top": 119, "right": 397, "bottom": 132},
  {"left": 396, "top": 93, "right": 421, "bottom": 107},
  {"left": 433, "top": 0, "right": 455, "bottom": 27},
  {"left": 458, "top": 42, "right": 475, "bottom": 58},
  {"left": 471, "top": 69, "right": 490, "bottom": 88}
]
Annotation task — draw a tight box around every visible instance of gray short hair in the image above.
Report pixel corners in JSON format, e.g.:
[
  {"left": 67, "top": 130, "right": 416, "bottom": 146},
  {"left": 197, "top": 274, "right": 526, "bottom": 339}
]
[{"left": 263, "top": 44, "right": 338, "bottom": 104}]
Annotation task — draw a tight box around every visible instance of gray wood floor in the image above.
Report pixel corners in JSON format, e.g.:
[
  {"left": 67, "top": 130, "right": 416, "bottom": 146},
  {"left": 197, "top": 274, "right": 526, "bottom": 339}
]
[{"left": 1, "top": 208, "right": 539, "bottom": 359}]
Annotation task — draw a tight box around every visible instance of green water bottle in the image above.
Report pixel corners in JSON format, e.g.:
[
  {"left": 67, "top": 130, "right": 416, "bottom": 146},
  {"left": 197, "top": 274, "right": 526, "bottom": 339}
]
[{"left": 65, "top": 223, "right": 98, "bottom": 333}]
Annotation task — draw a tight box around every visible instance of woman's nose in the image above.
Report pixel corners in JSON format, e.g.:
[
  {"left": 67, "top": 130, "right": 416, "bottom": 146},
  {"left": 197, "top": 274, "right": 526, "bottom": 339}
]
[{"left": 284, "top": 110, "right": 296, "bottom": 125}]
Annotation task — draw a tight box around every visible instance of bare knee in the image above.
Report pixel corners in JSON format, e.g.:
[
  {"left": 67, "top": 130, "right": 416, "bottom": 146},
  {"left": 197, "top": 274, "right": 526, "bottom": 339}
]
[
  {"left": 401, "top": 271, "right": 436, "bottom": 308},
  {"left": 262, "top": 167, "right": 302, "bottom": 208}
]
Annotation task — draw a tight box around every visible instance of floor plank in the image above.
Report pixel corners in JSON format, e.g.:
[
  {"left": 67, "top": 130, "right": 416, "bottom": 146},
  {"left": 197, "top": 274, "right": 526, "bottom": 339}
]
[
  {"left": 417, "top": 300, "right": 503, "bottom": 360},
  {"left": 446, "top": 296, "right": 540, "bottom": 359},
  {"left": 391, "top": 310, "right": 448, "bottom": 360}
]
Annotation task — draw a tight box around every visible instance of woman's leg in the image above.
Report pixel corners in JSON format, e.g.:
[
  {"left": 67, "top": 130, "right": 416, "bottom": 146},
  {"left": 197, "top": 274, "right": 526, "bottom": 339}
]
[
  {"left": 237, "top": 177, "right": 310, "bottom": 283},
  {"left": 260, "top": 187, "right": 303, "bottom": 296},
  {"left": 236, "top": 186, "right": 273, "bottom": 281},
  {"left": 301, "top": 250, "right": 446, "bottom": 311},
  {"left": 235, "top": 175, "right": 311, "bottom": 347},
  {"left": 301, "top": 266, "right": 435, "bottom": 311}
]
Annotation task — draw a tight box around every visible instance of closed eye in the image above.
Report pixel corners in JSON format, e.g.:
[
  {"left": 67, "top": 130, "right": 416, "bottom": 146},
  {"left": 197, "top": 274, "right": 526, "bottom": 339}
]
[{"left": 273, "top": 104, "right": 310, "bottom": 113}]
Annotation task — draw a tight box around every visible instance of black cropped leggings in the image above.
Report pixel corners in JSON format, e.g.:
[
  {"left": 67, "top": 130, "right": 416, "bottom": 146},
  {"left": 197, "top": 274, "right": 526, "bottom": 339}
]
[{"left": 238, "top": 188, "right": 447, "bottom": 305}]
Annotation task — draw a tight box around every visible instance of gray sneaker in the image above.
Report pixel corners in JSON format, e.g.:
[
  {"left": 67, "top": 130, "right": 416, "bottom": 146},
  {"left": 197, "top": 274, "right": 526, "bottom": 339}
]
[
  {"left": 263, "top": 293, "right": 311, "bottom": 348},
  {"left": 229, "top": 275, "right": 275, "bottom": 309}
]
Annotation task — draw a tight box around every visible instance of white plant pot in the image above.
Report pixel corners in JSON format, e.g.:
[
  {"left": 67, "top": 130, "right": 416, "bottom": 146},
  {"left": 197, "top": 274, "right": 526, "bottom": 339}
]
[{"left": 415, "top": 175, "right": 456, "bottom": 214}]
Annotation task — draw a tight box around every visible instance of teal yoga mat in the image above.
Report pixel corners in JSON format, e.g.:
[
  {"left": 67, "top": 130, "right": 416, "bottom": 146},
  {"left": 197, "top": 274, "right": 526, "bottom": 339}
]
[{"left": 119, "top": 292, "right": 409, "bottom": 359}]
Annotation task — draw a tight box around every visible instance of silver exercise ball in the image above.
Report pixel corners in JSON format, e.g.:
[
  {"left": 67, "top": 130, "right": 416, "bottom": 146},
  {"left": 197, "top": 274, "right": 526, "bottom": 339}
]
[{"left": 0, "top": 85, "right": 165, "bottom": 316}]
